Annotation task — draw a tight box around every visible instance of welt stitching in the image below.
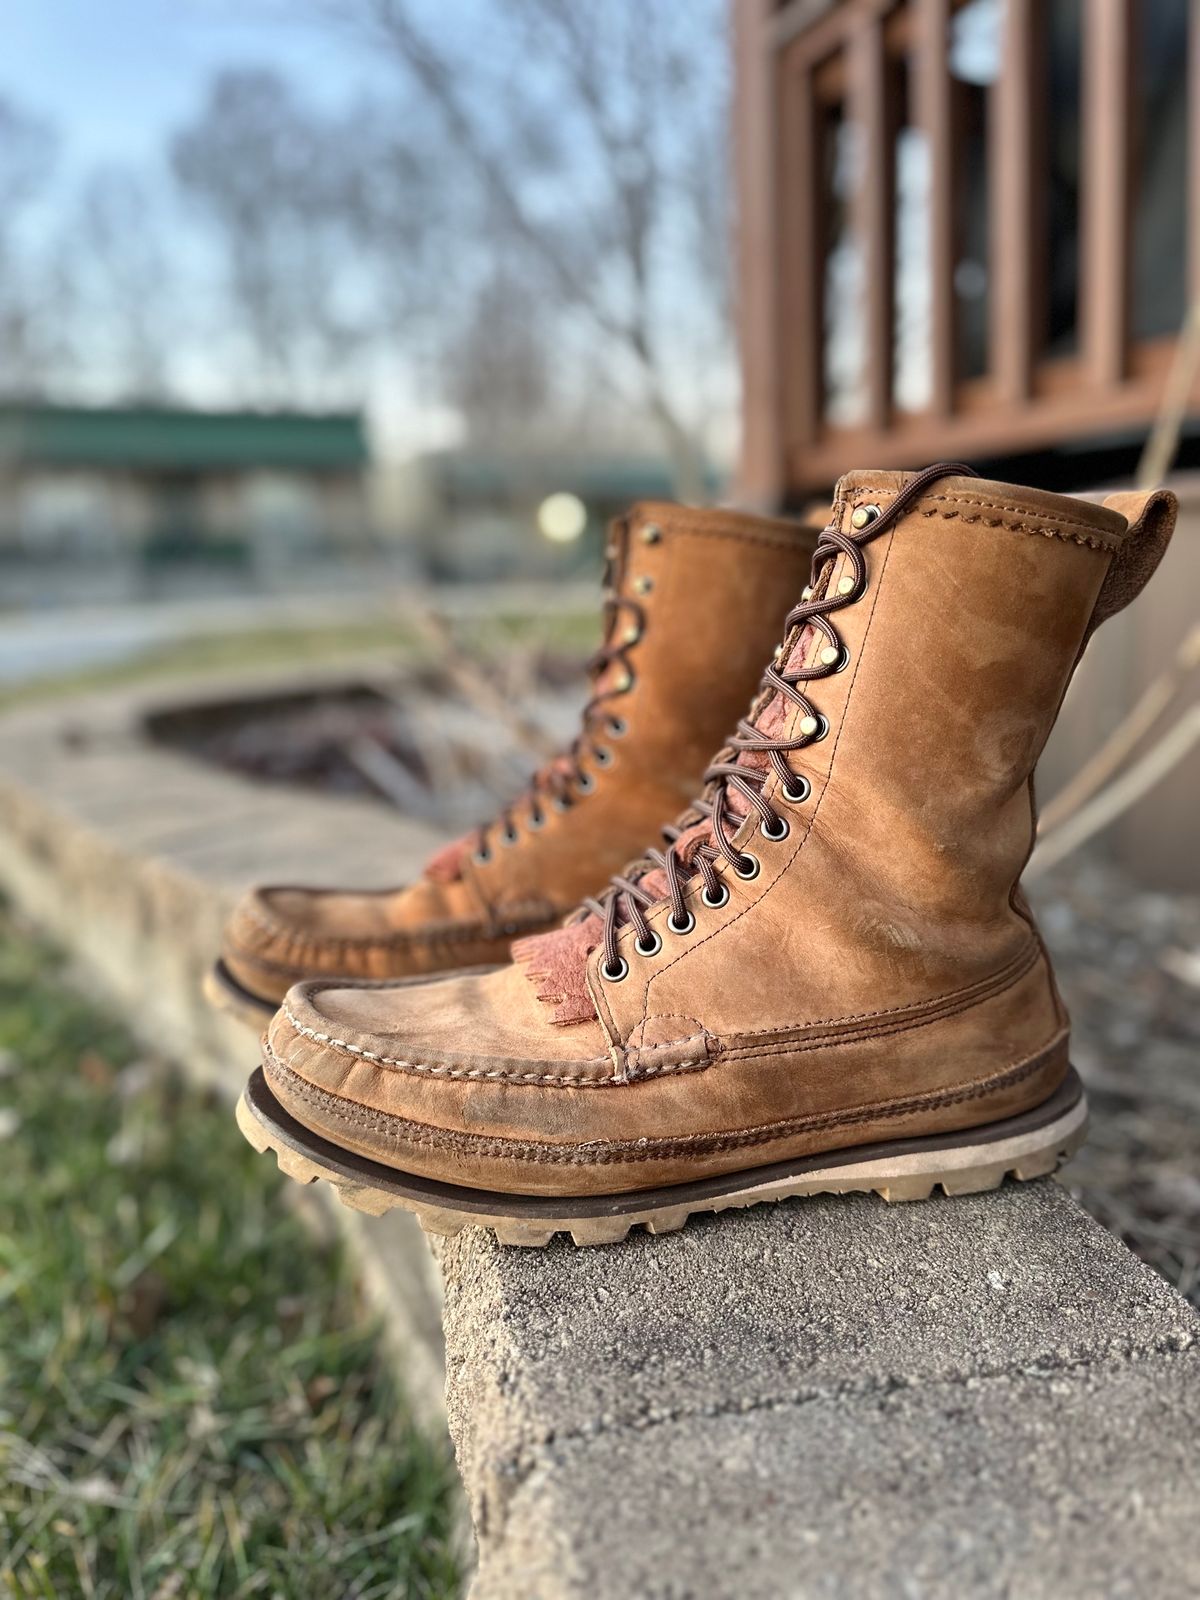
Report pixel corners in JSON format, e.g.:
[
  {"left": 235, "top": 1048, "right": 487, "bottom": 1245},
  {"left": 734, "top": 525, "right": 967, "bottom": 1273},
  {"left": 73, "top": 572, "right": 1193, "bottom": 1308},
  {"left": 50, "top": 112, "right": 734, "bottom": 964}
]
[{"left": 263, "top": 1038, "right": 1062, "bottom": 1164}]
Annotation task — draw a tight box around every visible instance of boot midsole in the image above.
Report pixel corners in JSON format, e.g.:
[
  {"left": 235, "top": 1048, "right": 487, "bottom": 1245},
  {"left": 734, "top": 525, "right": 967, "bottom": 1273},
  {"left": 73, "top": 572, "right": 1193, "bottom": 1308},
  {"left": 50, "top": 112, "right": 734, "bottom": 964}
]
[{"left": 241, "top": 1064, "right": 1085, "bottom": 1220}]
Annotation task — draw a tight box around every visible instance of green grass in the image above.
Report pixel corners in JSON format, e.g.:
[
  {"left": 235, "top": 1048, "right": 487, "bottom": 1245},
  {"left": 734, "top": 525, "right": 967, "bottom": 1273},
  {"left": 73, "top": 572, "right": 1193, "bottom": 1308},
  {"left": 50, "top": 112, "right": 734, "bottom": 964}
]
[
  {"left": 0, "top": 908, "right": 461, "bottom": 1600},
  {"left": 0, "top": 610, "right": 598, "bottom": 716}
]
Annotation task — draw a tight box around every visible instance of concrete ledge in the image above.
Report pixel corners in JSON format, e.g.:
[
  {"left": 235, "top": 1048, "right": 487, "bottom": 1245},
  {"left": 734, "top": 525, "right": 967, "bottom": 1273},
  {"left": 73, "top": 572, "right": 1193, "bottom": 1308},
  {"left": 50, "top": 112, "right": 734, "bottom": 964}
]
[
  {"left": 442, "top": 1185, "right": 1200, "bottom": 1599},
  {"left": 2, "top": 675, "right": 1198, "bottom": 1595}
]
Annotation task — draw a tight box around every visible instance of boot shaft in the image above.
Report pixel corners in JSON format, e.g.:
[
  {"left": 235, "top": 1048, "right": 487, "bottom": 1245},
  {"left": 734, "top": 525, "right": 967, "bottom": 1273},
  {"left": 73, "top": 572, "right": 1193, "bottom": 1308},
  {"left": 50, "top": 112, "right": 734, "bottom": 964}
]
[
  {"left": 431, "top": 500, "right": 823, "bottom": 917},
  {"left": 590, "top": 469, "right": 1176, "bottom": 1036}
]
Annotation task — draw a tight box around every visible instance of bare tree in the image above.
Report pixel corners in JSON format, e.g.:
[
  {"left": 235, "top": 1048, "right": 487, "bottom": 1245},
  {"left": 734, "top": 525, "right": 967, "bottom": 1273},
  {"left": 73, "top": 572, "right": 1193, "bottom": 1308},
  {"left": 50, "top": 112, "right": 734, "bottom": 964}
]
[
  {"left": 0, "top": 96, "right": 63, "bottom": 395},
  {"left": 172, "top": 70, "right": 363, "bottom": 405},
  {"left": 331, "top": 0, "right": 732, "bottom": 499},
  {"left": 67, "top": 168, "right": 174, "bottom": 400},
  {"left": 172, "top": 66, "right": 461, "bottom": 411},
  {"left": 444, "top": 266, "right": 550, "bottom": 444}
]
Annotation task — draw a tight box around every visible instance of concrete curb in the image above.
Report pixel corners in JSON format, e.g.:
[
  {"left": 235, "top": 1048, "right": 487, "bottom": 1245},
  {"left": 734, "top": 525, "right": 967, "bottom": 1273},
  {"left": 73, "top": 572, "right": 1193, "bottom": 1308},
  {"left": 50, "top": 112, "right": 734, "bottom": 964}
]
[{"left": 442, "top": 1187, "right": 1200, "bottom": 1599}]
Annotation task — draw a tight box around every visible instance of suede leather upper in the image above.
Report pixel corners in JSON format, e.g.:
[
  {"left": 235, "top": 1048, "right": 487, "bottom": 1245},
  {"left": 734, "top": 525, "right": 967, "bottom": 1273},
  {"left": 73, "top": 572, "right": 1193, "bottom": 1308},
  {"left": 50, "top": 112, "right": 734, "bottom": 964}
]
[
  {"left": 221, "top": 502, "right": 820, "bottom": 1003},
  {"left": 262, "top": 470, "right": 1176, "bottom": 1197}
]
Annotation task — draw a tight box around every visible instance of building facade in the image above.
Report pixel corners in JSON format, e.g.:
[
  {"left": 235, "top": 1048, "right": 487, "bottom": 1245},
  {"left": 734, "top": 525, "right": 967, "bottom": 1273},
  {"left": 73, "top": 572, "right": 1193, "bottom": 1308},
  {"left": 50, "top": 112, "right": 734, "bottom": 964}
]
[{"left": 0, "top": 403, "right": 373, "bottom": 586}]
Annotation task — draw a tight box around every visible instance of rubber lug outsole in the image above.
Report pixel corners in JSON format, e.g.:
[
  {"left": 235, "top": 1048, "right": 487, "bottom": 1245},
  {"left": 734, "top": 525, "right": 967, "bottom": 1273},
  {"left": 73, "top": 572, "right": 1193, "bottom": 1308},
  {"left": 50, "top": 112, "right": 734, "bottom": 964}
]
[{"left": 235, "top": 1065, "right": 1089, "bottom": 1249}]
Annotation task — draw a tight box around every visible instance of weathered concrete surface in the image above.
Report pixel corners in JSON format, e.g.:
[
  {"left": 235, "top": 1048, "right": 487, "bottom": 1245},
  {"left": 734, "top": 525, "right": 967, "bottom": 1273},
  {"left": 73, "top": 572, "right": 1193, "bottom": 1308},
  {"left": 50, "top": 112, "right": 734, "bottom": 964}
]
[
  {"left": 0, "top": 671, "right": 450, "bottom": 1428},
  {"left": 441, "top": 1183, "right": 1200, "bottom": 1600}
]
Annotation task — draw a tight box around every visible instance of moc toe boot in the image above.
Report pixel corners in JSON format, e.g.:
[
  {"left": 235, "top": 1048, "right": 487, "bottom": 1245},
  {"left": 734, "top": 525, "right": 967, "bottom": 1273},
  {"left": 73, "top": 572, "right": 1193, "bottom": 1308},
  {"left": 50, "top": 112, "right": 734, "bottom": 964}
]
[
  {"left": 210, "top": 503, "right": 820, "bottom": 1026},
  {"left": 238, "top": 465, "right": 1177, "bottom": 1245}
]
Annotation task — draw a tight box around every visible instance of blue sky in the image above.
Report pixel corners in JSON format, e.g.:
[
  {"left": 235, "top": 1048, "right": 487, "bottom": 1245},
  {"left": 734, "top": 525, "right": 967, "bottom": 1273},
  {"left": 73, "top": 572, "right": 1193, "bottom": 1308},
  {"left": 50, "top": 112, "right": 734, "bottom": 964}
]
[{"left": 2, "top": 1, "right": 377, "bottom": 175}]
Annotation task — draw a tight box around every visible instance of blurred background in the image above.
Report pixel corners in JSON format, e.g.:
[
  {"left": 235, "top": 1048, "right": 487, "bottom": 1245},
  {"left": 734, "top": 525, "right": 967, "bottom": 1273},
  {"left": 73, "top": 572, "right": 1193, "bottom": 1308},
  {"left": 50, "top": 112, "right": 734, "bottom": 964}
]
[{"left": 1, "top": 2, "right": 1198, "bottom": 1595}]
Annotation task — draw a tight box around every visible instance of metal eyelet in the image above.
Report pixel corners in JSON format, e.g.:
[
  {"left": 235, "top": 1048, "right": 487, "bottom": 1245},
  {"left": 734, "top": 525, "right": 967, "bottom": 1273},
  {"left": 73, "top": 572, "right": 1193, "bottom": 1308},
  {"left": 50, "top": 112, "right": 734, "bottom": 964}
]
[
  {"left": 551, "top": 795, "right": 571, "bottom": 813},
  {"left": 576, "top": 772, "right": 596, "bottom": 795},
  {"left": 667, "top": 910, "right": 696, "bottom": 936},
  {"left": 800, "top": 713, "right": 830, "bottom": 743},
  {"left": 634, "top": 575, "right": 654, "bottom": 596},
  {"left": 760, "top": 813, "right": 789, "bottom": 841},
  {"left": 851, "top": 503, "right": 881, "bottom": 530},
  {"left": 819, "top": 644, "right": 851, "bottom": 674},
  {"left": 593, "top": 746, "right": 613, "bottom": 767},
  {"left": 501, "top": 824, "right": 519, "bottom": 846},
  {"left": 635, "top": 930, "right": 662, "bottom": 957},
  {"left": 641, "top": 523, "right": 662, "bottom": 545},
  {"left": 527, "top": 809, "right": 545, "bottom": 831},
  {"left": 701, "top": 882, "right": 730, "bottom": 909},
  {"left": 781, "top": 775, "right": 811, "bottom": 805},
  {"left": 607, "top": 716, "right": 628, "bottom": 738},
  {"left": 602, "top": 957, "right": 629, "bottom": 982},
  {"left": 735, "top": 852, "right": 761, "bottom": 881},
  {"left": 472, "top": 847, "right": 491, "bottom": 866}
]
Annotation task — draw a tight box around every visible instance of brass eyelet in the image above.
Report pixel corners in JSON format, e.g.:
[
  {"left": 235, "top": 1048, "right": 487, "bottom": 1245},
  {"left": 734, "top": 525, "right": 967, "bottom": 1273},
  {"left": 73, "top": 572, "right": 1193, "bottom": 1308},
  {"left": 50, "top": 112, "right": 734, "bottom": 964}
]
[
  {"left": 635, "top": 930, "right": 662, "bottom": 957},
  {"left": 667, "top": 909, "right": 696, "bottom": 936},
  {"left": 734, "top": 852, "right": 761, "bottom": 881},
  {"left": 602, "top": 957, "right": 628, "bottom": 982},
  {"left": 701, "top": 882, "right": 730, "bottom": 909}
]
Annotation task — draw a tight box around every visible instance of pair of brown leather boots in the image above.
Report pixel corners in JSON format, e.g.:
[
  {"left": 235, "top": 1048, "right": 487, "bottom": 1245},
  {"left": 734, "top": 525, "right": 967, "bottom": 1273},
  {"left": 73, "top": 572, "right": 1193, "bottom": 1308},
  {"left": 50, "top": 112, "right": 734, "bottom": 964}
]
[{"left": 222, "top": 465, "right": 1177, "bottom": 1246}]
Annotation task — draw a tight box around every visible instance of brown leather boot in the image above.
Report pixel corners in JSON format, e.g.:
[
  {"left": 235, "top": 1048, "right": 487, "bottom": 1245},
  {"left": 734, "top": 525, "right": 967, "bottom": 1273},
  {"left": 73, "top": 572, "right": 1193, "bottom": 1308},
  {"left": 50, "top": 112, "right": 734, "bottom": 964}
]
[
  {"left": 209, "top": 503, "right": 821, "bottom": 1025},
  {"left": 238, "top": 465, "right": 1177, "bottom": 1244}
]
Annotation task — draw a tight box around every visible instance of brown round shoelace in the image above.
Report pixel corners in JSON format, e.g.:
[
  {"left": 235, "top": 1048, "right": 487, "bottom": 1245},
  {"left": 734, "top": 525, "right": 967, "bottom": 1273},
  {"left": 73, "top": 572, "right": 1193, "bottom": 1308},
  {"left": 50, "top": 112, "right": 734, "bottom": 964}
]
[
  {"left": 582, "top": 464, "right": 979, "bottom": 978},
  {"left": 471, "top": 533, "right": 645, "bottom": 864}
]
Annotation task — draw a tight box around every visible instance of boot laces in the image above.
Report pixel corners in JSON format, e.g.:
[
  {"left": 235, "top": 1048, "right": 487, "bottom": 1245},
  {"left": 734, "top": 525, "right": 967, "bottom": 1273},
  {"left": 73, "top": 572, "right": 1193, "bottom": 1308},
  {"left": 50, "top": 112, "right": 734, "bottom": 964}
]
[
  {"left": 582, "top": 464, "right": 978, "bottom": 977},
  {"left": 471, "top": 524, "right": 644, "bottom": 862}
]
